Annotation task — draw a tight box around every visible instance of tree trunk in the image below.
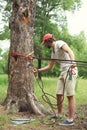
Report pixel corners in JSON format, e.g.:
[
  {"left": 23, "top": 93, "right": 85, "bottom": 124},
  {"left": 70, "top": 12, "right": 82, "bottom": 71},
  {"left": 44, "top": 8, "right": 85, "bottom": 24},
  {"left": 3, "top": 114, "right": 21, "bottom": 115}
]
[{"left": 3, "top": 0, "right": 50, "bottom": 115}]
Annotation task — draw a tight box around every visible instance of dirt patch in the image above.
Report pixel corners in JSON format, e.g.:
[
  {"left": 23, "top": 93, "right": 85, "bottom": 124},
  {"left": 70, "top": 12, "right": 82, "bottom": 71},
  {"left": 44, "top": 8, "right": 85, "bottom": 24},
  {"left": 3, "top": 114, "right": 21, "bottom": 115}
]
[{"left": 0, "top": 105, "right": 87, "bottom": 130}]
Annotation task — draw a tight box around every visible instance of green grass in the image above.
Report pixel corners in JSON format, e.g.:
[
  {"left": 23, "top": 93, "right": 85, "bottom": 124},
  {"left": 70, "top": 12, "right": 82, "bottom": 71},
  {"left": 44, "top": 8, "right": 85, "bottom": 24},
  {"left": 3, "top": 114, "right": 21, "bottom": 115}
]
[
  {"left": 0, "top": 74, "right": 8, "bottom": 102},
  {"left": 34, "top": 77, "right": 87, "bottom": 109},
  {"left": 0, "top": 74, "right": 87, "bottom": 108},
  {"left": 75, "top": 78, "right": 87, "bottom": 106},
  {"left": 34, "top": 77, "right": 57, "bottom": 108},
  {"left": 0, "top": 75, "right": 87, "bottom": 129}
]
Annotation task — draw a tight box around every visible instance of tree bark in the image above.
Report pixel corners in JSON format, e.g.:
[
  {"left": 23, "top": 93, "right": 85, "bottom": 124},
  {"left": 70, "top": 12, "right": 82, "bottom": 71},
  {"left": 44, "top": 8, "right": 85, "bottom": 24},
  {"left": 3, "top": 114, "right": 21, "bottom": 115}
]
[{"left": 4, "top": 0, "right": 50, "bottom": 115}]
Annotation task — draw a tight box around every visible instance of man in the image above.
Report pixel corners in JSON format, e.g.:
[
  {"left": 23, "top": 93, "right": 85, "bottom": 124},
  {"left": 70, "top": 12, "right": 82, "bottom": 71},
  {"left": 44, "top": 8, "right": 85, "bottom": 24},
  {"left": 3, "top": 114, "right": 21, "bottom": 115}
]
[{"left": 33, "top": 33, "right": 78, "bottom": 126}]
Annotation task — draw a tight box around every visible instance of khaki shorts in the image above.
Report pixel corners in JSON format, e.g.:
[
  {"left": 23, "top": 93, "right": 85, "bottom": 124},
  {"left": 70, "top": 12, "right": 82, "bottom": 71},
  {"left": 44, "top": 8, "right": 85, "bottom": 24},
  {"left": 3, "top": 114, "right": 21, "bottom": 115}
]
[{"left": 56, "top": 70, "right": 78, "bottom": 96}]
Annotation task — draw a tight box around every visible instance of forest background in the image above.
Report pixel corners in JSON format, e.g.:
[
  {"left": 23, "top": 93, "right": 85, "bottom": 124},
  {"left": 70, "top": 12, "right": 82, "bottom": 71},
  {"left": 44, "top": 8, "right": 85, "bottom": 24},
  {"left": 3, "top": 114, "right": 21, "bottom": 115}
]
[{"left": 0, "top": 0, "right": 87, "bottom": 78}]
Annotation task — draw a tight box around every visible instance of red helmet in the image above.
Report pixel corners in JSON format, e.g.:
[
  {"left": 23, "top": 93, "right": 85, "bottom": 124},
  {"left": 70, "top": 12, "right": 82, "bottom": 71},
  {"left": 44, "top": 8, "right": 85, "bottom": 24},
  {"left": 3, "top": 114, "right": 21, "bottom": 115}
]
[{"left": 42, "top": 33, "right": 53, "bottom": 44}]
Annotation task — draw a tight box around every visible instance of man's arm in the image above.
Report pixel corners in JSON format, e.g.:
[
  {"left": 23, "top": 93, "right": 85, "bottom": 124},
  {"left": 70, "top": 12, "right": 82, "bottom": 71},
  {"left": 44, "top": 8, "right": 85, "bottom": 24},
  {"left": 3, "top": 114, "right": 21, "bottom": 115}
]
[
  {"left": 61, "top": 44, "right": 75, "bottom": 61},
  {"left": 61, "top": 44, "right": 76, "bottom": 68},
  {"left": 33, "top": 61, "right": 55, "bottom": 73},
  {"left": 38, "top": 61, "right": 55, "bottom": 72}
]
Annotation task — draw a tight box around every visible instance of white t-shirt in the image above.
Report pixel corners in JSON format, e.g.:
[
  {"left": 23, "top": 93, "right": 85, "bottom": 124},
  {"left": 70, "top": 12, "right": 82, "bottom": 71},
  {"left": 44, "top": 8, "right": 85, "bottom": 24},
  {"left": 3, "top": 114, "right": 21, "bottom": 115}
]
[{"left": 51, "top": 40, "right": 71, "bottom": 72}]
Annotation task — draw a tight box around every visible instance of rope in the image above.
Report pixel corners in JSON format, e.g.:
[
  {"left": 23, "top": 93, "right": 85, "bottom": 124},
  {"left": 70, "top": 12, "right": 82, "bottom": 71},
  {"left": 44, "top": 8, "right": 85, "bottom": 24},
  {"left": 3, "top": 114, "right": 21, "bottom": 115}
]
[
  {"left": 34, "top": 67, "right": 71, "bottom": 117},
  {"left": 34, "top": 56, "right": 87, "bottom": 64},
  {"left": 10, "top": 52, "right": 87, "bottom": 67},
  {"left": 34, "top": 75, "right": 57, "bottom": 116}
]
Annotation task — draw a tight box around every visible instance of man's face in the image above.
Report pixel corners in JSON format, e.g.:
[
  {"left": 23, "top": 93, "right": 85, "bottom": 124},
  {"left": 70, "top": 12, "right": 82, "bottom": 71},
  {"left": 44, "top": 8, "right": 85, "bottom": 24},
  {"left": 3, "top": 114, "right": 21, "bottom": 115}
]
[{"left": 45, "top": 43, "right": 51, "bottom": 49}]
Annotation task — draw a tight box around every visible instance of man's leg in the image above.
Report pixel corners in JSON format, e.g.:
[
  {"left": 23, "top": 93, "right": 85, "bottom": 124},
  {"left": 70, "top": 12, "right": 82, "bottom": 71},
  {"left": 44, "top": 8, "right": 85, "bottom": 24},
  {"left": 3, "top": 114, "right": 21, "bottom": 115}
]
[
  {"left": 67, "top": 95, "right": 75, "bottom": 119},
  {"left": 58, "top": 95, "right": 75, "bottom": 126},
  {"left": 56, "top": 94, "right": 63, "bottom": 116}
]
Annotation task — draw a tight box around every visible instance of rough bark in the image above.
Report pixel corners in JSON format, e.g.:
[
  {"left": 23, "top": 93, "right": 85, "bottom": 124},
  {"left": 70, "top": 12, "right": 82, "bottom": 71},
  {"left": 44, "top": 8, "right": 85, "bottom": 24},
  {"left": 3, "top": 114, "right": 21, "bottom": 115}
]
[{"left": 4, "top": 0, "right": 50, "bottom": 115}]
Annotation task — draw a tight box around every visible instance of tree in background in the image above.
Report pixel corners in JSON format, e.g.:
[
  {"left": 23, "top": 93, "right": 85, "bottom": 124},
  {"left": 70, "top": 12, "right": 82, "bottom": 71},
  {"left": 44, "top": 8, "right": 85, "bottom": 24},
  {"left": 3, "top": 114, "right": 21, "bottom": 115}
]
[
  {"left": 0, "top": 0, "right": 11, "bottom": 40},
  {"left": 1, "top": 0, "right": 87, "bottom": 78}
]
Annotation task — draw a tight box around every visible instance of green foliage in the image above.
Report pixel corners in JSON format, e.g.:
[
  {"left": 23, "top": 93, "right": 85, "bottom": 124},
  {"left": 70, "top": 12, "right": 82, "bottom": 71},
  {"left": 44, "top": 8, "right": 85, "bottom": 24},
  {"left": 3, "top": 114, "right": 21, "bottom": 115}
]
[
  {"left": 0, "top": 49, "right": 9, "bottom": 74},
  {"left": 0, "top": 48, "right": 3, "bottom": 56},
  {"left": 1, "top": 0, "right": 87, "bottom": 78},
  {"left": 5, "top": 1, "right": 11, "bottom": 11},
  {"left": 61, "top": 0, "right": 81, "bottom": 11},
  {"left": 77, "top": 48, "right": 87, "bottom": 78},
  {"left": 0, "top": 26, "right": 10, "bottom": 40},
  {"left": 0, "top": 0, "right": 11, "bottom": 40}
]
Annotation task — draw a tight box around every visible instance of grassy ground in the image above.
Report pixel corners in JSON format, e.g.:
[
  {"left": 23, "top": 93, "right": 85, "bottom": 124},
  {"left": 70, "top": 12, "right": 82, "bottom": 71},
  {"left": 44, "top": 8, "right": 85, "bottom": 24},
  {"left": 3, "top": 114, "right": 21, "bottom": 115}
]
[
  {"left": 0, "top": 75, "right": 87, "bottom": 130},
  {"left": 0, "top": 74, "right": 8, "bottom": 102},
  {"left": 0, "top": 74, "right": 87, "bottom": 109},
  {"left": 34, "top": 77, "right": 87, "bottom": 108}
]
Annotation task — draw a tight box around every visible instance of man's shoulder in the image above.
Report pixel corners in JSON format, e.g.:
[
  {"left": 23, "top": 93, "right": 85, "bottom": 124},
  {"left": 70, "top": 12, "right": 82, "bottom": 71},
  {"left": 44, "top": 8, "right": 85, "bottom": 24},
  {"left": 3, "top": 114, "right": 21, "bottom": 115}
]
[
  {"left": 56, "top": 40, "right": 66, "bottom": 44},
  {"left": 56, "top": 40, "right": 67, "bottom": 48}
]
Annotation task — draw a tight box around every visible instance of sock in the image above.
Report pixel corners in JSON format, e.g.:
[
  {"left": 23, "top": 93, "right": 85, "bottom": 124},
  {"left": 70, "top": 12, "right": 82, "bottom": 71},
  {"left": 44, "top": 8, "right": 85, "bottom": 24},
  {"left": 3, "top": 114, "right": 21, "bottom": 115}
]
[{"left": 67, "top": 119, "right": 73, "bottom": 122}]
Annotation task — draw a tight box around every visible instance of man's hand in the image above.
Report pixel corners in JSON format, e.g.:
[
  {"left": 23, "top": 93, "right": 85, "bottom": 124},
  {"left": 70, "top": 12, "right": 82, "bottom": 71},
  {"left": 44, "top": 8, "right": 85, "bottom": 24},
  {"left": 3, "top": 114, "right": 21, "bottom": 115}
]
[
  {"left": 69, "top": 65, "right": 77, "bottom": 75},
  {"left": 25, "top": 51, "right": 34, "bottom": 60},
  {"left": 70, "top": 62, "right": 76, "bottom": 68},
  {"left": 31, "top": 67, "right": 38, "bottom": 73}
]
